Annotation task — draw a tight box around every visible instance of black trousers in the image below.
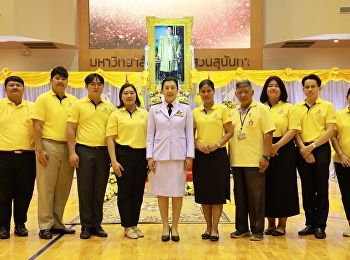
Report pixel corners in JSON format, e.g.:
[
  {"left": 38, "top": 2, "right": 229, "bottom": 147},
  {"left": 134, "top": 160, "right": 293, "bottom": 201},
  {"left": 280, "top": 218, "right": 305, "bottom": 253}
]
[
  {"left": 296, "top": 142, "right": 331, "bottom": 229},
  {"left": 0, "top": 151, "right": 36, "bottom": 228},
  {"left": 76, "top": 144, "right": 110, "bottom": 228},
  {"left": 335, "top": 162, "right": 350, "bottom": 221},
  {"left": 116, "top": 145, "right": 147, "bottom": 228},
  {"left": 233, "top": 167, "right": 265, "bottom": 234}
]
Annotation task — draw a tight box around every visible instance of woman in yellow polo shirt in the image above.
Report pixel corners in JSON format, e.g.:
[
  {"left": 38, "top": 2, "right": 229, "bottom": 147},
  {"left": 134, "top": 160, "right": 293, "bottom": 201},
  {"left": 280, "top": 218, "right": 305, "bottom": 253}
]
[
  {"left": 331, "top": 87, "right": 350, "bottom": 237},
  {"left": 192, "top": 79, "right": 233, "bottom": 241},
  {"left": 106, "top": 83, "right": 148, "bottom": 239},
  {"left": 260, "top": 76, "right": 301, "bottom": 236}
]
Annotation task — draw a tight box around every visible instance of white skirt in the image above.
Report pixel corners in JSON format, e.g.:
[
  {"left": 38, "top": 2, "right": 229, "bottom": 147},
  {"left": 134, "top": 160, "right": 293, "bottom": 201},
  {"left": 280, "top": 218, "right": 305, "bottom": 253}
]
[{"left": 150, "top": 160, "right": 186, "bottom": 197}]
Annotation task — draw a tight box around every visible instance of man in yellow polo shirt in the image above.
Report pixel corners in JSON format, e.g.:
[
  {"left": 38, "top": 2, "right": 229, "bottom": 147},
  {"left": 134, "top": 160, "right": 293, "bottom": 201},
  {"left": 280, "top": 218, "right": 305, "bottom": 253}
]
[
  {"left": 229, "top": 79, "right": 275, "bottom": 241},
  {"left": 0, "top": 76, "right": 36, "bottom": 239},
  {"left": 31, "top": 66, "right": 77, "bottom": 239},
  {"left": 294, "top": 74, "right": 336, "bottom": 239},
  {"left": 67, "top": 73, "right": 114, "bottom": 239}
]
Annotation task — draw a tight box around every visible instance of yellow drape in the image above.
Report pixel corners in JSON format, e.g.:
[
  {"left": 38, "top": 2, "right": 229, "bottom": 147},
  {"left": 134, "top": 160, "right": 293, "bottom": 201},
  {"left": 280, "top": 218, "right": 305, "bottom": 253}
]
[{"left": 2, "top": 67, "right": 350, "bottom": 89}]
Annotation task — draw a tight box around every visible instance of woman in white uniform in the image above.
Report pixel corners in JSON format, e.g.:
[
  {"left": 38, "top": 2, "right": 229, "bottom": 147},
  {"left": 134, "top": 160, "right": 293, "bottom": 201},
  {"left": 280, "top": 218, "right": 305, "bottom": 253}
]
[{"left": 146, "top": 76, "right": 194, "bottom": 242}]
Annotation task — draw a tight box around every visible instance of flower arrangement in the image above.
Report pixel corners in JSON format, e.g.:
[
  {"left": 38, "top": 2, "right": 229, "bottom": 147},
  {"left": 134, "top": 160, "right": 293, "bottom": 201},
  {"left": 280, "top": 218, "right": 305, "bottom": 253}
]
[
  {"left": 104, "top": 170, "right": 118, "bottom": 201},
  {"left": 185, "top": 182, "right": 194, "bottom": 195},
  {"left": 222, "top": 100, "right": 238, "bottom": 110},
  {"left": 177, "top": 90, "right": 190, "bottom": 104}
]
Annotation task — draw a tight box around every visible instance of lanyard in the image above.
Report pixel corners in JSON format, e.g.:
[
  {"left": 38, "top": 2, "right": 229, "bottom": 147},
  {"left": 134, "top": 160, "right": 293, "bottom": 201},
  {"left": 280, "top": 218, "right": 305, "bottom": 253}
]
[{"left": 239, "top": 107, "right": 251, "bottom": 132}]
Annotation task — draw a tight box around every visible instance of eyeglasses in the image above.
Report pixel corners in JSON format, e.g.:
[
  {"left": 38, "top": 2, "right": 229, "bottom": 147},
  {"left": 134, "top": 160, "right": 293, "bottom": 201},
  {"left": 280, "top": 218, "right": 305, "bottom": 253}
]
[{"left": 89, "top": 83, "right": 103, "bottom": 88}]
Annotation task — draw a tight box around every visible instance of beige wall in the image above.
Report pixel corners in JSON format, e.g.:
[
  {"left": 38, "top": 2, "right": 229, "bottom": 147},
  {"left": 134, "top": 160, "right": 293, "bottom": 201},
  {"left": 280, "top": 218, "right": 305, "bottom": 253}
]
[
  {"left": 263, "top": 0, "right": 350, "bottom": 45},
  {"left": 0, "top": 0, "right": 77, "bottom": 45}
]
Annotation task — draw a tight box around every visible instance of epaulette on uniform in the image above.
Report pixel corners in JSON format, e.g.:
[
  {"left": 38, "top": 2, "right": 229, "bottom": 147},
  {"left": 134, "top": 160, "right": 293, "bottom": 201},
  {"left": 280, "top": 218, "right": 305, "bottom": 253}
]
[
  {"left": 150, "top": 100, "right": 162, "bottom": 106},
  {"left": 179, "top": 100, "right": 189, "bottom": 105}
]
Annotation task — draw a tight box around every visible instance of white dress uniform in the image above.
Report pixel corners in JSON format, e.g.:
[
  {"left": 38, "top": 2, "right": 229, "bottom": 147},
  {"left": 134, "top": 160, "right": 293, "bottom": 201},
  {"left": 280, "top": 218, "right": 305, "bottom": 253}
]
[{"left": 146, "top": 100, "right": 194, "bottom": 196}]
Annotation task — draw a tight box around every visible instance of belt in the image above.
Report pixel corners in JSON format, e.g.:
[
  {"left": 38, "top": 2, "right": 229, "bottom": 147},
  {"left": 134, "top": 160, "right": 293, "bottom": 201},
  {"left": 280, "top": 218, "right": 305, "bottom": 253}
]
[
  {"left": 76, "top": 143, "right": 107, "bottom": 149},
  {"left": 0, "top": 150, "right": 34, "bottom": 154},
  {"left": 43, "top": 138, "right": 67, "bottom": 144}
]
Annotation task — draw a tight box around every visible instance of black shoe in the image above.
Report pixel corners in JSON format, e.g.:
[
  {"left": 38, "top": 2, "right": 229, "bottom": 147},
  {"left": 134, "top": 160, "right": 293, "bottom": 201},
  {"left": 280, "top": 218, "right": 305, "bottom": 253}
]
[
  {"left": 171, "top": 233, "right": 180, "bottom": 242},
  {"left": 15, "top": 225, "right": 28, "bottom": 237},
  {"left": 314, "top": 228, "right": 326, "bottom": 239},
  {"left": 272, "top": 230, "right": 285, "bottom": 236},
  {"left": 201, "top": 232, "right": 211, "bottom": 240},
  {"left": 80, "top": 226, "right": 91, "bottom": 239},
  {"left": 210, "top": 235, "right": 219, "bottom": 242},
  {"left": 161, "top": 226, "right": 171, "bottom": 242},
  {"left": 39, "top": 229, "right": 52, "bottom": 239},
  {"left": 298, "top": 225, "right": 315, "bottom": 235},
  {"left": 91, "top": 226, "right": 108, "bottom": 237},
  {"left": 0, "top": 226, "right": 10, "bottom": 239},
  {"left": 50, "top": 228, "right": 76, "bottom": 234},
  {"left": 264, "top": 227, "right": 275, "bottom": 235}
]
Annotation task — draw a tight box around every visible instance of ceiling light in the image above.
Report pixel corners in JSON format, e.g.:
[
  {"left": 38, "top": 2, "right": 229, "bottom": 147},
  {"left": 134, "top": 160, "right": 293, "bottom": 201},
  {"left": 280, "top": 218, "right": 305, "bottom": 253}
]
[{"left": 334, "top": 39, "right": 339, "bottom": 43}]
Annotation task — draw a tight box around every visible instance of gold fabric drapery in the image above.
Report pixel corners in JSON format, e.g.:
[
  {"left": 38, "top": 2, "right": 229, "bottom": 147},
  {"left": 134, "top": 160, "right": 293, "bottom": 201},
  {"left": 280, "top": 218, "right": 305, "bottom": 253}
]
[{"left": 1, "top": 67, "right": 350, "bottom": 90}]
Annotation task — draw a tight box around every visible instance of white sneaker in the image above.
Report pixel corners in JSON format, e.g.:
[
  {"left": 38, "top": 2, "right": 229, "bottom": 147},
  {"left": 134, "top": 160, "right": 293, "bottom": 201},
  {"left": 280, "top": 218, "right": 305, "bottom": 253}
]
[
  {"left": 343, "top": 227, "right": 350, "bottom": 237},
  {"left": 124, "top": 229, "right": 138, "bottom": 239},
  {"left": 132, "top": 227, "right": 144, "bottom": 237}
]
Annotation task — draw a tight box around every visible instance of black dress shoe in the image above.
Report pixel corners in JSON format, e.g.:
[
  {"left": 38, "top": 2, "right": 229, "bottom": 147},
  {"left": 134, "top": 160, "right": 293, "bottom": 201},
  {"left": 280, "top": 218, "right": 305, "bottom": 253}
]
[
  {"left": 314, "top": 228, "right": 326, "bottom": 239},
  {"left": 161, "top": 226, "right": 171, "bottom": 242},
  {"left": 264, "top": 227, "right": 275, "bottom": 235},
  {"left": 171, "top": 234, "right": 180, "bottom": 242},
  {"left": 210, "top": 231, "right": 219, "bottom": 242},
  {"left": 80, "top": 226, "right": 91, "bottom": 239},
  {"left": 0, "top": 226, "right": 10, "bottom": 239},
  {"left": 298, "top": 225, "right": 315, "bottom": 235},
  {"left": 39, "top": 229, "right": 52, "bottom": 239},
  {"left": 50, "top": 228, "right": 76, "bottom": 234},
  {"left": 15, "top": 225, "right": 28, "bottom": 237},
  {"left": 272, "top": 230, "right": 285, "bottom": 236},
  {"left": 91, "top": 226, "right": 108, "bottom": 237},
  {"left": 201, "top": 233, "right": 211, "bottom": 239}
]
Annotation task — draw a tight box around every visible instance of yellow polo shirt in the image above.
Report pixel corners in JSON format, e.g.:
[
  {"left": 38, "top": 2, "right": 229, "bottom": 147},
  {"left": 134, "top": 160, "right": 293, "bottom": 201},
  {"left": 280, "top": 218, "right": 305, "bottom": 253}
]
[
  {"left": 264, "top": 101, "right": 301, "bottom": 137},
  {"left": 106, "top": 107, "right": 148, "bottom": 149},
  {"left": 295, "top": 97, "right": 337, "bottom": 143},
  {"left": 67, "top": 96, "right": 114, "bottom": 146},
  {"left": 192, "top": 102, "right": 232, "bottom": 146},
  {"left": 31, "top": 89, "right": 77, "bottom": 141},
  {"left": 333, "top": 107, "right": 350, "bottom": 163},
  {"left": 0, "top": 97, "right": 34, "bottom": 150},
  {"left": 230, "top": 99, "right": 276, "bottom": 167}
]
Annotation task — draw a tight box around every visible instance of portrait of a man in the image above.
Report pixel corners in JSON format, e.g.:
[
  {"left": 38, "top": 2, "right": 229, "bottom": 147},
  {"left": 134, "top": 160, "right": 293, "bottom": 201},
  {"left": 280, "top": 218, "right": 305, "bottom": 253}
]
[{"left": 155, "top": 26, "right": 184, "bottom": 84}]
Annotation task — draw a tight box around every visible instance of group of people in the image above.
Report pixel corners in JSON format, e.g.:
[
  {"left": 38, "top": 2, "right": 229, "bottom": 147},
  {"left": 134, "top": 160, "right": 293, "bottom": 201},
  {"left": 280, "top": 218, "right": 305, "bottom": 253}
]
[{"left": 1, "top": 69, "right": 349, "bottom": 244}]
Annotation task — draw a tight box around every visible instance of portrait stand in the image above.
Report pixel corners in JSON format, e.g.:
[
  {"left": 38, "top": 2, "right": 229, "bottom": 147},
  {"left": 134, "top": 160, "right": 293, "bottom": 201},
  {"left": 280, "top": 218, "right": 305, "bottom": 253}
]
[{"left": 146, "top": 16, "right": 194, "bottom": 94}]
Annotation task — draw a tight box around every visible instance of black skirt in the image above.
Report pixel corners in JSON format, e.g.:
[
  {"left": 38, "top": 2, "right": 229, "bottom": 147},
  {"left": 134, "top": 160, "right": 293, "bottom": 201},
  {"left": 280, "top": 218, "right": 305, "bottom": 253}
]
[
  {"left": 192, "top": 147, "right": 230, "bottom": 204},
  {"left": 265, "top": 137, "right": 300, "bottom": 218}
]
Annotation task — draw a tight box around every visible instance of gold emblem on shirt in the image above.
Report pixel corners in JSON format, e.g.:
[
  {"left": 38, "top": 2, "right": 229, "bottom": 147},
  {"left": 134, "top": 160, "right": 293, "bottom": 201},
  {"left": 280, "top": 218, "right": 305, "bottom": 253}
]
[{"left": 175, "top": 111, "right": 184, "bottom": 117}]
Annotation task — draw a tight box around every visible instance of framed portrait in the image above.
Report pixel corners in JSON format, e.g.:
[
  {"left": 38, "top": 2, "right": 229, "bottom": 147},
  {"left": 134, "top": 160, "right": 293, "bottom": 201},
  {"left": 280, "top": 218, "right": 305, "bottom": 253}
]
[{"left": 146, "top": 16, "right": 194, "bottom": 94}]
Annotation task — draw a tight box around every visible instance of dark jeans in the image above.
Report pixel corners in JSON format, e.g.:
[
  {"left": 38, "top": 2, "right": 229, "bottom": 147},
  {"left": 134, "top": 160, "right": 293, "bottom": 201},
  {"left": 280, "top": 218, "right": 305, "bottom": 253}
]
[
  {"left": 296, "top": 142, "right": 331, "bottom": 229},
  {"left": 0, "top": 151, "right": 36, "bottom": 228},
  {"left": 76, "top": 144, "right": 110, "bottom": 228}
]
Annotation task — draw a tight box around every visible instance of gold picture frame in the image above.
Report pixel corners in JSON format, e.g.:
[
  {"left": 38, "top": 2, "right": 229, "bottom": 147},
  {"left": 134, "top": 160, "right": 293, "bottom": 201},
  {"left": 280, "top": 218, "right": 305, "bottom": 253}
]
[{"left": 146, "top": 16, "right": 194, "bottom": 94}]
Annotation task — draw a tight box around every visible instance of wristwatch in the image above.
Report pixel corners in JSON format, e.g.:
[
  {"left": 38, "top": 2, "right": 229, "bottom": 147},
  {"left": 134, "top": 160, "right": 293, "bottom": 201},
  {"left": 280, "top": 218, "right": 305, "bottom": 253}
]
[
  {"left": 262, "top": 155, "right": 270, "bottom": 161},
  {"left": 311, "top": 142, "right": 316, "bottom": 148},
  {"left": 217, "top": 143, "right": 221, "bottom": 148}
]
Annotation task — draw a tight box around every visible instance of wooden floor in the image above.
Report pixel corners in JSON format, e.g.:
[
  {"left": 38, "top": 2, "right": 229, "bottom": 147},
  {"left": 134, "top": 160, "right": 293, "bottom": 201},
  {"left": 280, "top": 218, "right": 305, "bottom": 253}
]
[{"left": 1, "top": 178, "right": 350, "bottom": 260}]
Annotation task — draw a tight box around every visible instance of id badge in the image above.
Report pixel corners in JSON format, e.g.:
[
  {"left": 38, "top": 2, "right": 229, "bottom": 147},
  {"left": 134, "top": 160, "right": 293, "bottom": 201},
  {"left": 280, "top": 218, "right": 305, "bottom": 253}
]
[{"left": 237, "top": 133, "right": 246, "bottom": 141}]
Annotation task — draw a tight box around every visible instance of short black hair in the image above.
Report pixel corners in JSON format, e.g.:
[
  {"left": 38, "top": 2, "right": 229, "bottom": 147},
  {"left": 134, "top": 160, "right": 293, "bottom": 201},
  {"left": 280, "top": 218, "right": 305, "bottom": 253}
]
[
  {"left": 4, "top": 76, "right": 24, "bottom": 87},
  {"left": 117, "top": 83, "right": 141, "bottom": 109},
  {"left": 199, "top": 79, "right": 215, "bottom": 91},
  {"left": 260, "top": 76, "right": 288, "bottom": 103},
  {"left": 302, "top": 74, "right": 321, "bottom": 87},
  {"left": 161, "top": 76, "right": 178, "bottom": 90},
  {"left": 50, "top": 66, "right": 68, "bottom": 79},
  {"left": 84, "top": 73, "right": 104, "bottom": 85}
]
